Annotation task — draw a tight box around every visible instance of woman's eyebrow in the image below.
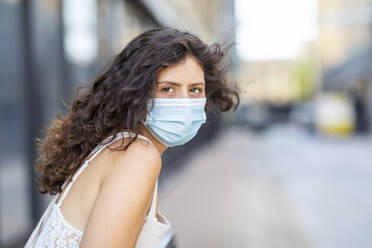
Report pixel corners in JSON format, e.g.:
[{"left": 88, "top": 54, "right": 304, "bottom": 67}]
[
  {"left": 157, "top": 81, "right": 180, "bottom": 86},
  {"left": 157, "top": 81, "right": 205, "bottom": 86},
  {"left": 190, "top": 82, "right": 205, "bottom": 86}
]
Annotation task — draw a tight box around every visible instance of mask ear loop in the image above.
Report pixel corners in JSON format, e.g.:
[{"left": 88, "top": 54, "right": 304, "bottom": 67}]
[
  {"left": 140, "top": 106, "right": 168, "bottom": 147},
  {"left": 141, "top": 119, "right": 169, "bottom": 147}
]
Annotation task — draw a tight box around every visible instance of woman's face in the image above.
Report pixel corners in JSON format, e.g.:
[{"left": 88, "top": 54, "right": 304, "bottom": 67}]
[{"left": 155, "top": 55, "right": 206, "bottom": 98}]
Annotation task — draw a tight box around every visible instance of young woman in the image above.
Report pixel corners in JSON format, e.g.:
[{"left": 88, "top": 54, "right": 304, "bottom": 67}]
[{"left": 24, "top": 27, "right": 239, "bottom": 248}]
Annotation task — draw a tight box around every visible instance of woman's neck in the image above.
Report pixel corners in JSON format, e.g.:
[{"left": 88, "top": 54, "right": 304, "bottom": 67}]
[{"left": 138, "top": 122, "right": 168, "bottom": 155}]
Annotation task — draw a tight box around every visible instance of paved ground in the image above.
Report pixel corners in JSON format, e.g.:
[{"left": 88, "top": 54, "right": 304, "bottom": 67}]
[{"left": 159, "top": 124, "right": 372, "bottom": 248}]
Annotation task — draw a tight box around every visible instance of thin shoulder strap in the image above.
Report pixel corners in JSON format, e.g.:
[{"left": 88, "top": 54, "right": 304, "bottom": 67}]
[
  {"left": 56, "top": 131, "right": 152, "bottom": 208},
  {"left": 85, "top": 132, "right": 151, "bottom": 165},
  {"left": 147, "top": 179, "right": 158, "bottom": 219}
]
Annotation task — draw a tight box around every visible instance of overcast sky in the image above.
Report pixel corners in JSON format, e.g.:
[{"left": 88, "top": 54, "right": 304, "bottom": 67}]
[{"left": 235, "top": 0, "right": 318, "bottom": 61}]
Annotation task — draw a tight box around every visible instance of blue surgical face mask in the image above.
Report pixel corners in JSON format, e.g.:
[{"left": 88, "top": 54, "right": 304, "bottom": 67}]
[{"left": 142, "top": 98, "right": 207, "bottom": 147}]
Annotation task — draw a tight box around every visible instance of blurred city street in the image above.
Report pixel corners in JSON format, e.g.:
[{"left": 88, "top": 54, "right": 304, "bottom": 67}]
[
  {"left": 2, "top": 0, "right": 372, "bottom": 247},
  {"left": 160, "top": 124, "right": 372, "bottom": 248}
]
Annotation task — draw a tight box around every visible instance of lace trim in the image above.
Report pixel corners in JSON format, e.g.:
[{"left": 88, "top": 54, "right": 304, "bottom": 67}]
[
  {"left": 34, "top": 204, "right": 83, "bottom": 247},
  {"left": 54, "top": 204, "right": 84, "bottom": 235},
  {"left": 32, "top": 196, "right": 172, "bottom": 248}
]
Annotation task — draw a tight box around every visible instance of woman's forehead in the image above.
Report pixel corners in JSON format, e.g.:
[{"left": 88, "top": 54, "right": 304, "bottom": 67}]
[{"left": 157, "top": 56, "right": 205, "bottom": 85}]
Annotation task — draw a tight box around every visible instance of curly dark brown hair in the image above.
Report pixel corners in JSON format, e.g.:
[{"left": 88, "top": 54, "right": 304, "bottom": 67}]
[{"left": 34, "top": 27, "right": 240, "bottom": 195}]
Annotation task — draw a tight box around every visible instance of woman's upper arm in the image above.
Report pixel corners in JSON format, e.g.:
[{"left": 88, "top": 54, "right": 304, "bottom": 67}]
[{"left": 79, "top": 141, "right": 162, "bottom": 248}]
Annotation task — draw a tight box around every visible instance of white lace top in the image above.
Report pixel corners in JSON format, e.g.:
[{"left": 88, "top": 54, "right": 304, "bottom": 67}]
[{"left": 24, "top": 132, "right": 174, "bottom": 248}]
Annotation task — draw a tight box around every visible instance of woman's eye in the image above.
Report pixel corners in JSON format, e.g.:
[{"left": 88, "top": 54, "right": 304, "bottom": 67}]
[
  {"left": 191, "top": 88, "right": 203, "bottom": 94},
  {"left": 161, "top": 87, "right": 173, "bottom": 93}
]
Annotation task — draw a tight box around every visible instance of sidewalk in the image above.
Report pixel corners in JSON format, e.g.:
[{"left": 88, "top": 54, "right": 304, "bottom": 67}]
[{"left": 158, "top": 127, "right": 310, "bottom": 248}]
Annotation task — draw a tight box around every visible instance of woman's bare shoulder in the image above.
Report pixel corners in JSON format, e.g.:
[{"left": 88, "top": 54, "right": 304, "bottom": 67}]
[
  {"left": 80, "top": 137, "right": 161, "bottom": 247},
  {"left": 102, "top": 136, "right": 162, "bottom": 182}
]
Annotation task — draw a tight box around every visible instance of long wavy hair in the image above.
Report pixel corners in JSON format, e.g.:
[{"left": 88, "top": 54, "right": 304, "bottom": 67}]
[{"left": 35, "top": 27, "right": 240, "bottom": 195}]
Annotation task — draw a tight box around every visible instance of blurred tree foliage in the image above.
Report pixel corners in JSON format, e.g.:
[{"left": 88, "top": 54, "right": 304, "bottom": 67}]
[{"left": 291, "top": 54, "right": 318, "bottom": 101}]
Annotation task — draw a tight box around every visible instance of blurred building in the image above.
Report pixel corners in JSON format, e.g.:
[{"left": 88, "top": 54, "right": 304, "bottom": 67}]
[
  {"left": 235, "top": 41, "right": 319, "bottom": 129},
  {"left": 318, "top": 0, "right": 372, "bottom": 69},
  {"left": 318, "top": 0, "right": 372, "bottom": 133},
  {"left": 236, "top": 60, "right": 301, "bottom": 105},
  {"left": 0, "top": 0, "right": 236, "bottom": 247}
]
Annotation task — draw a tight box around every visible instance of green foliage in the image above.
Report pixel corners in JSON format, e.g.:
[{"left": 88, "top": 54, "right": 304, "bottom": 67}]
[{"left": 292, "top": 55, "right": 318, "bottom": 101}]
